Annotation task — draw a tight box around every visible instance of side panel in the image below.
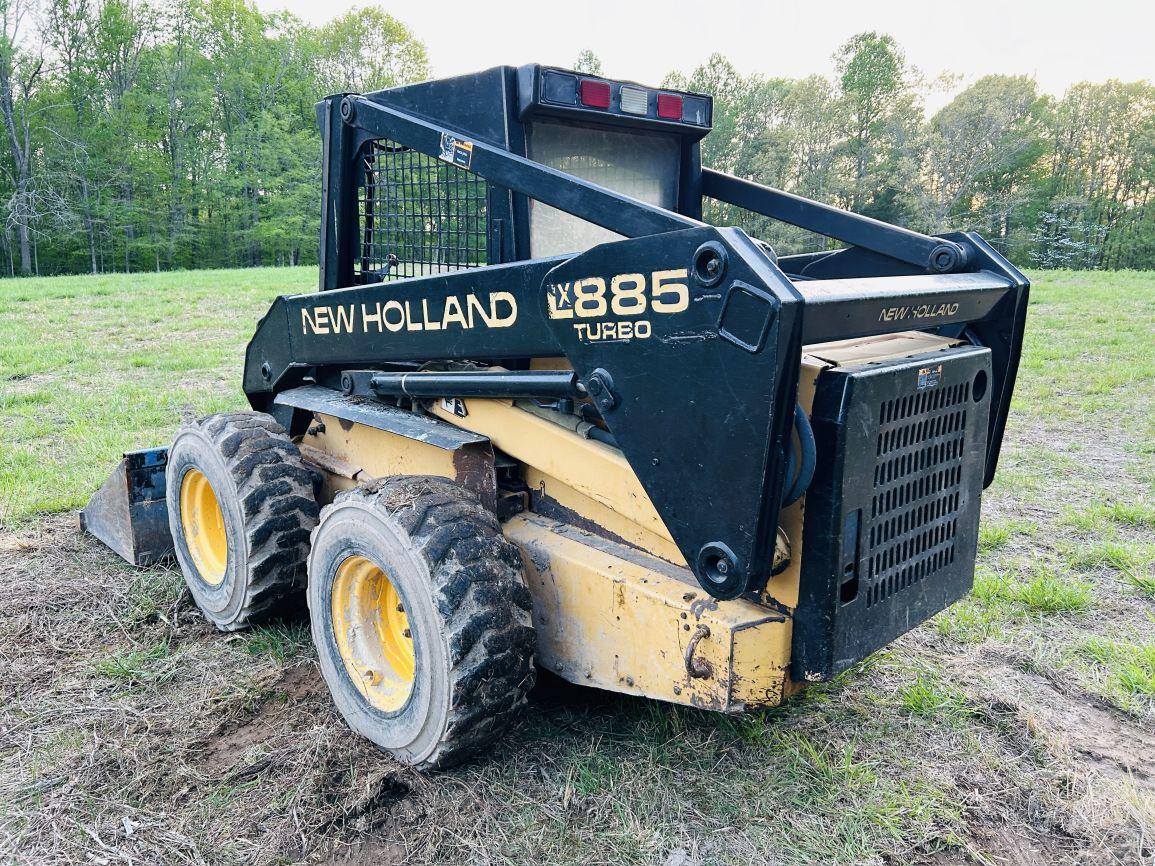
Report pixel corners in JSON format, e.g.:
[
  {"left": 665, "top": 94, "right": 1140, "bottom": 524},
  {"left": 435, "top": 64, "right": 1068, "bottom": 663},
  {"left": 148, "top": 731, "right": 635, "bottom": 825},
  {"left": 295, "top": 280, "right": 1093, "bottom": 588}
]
[
  {"left": 299, "top": 414, "right": 497, "bottom": 512},
  {"left": 506, "top": 514, "right": 790, "bottom": 711},
  {"left": 427, "top": 397, "right": 673, "bottom": 544}
]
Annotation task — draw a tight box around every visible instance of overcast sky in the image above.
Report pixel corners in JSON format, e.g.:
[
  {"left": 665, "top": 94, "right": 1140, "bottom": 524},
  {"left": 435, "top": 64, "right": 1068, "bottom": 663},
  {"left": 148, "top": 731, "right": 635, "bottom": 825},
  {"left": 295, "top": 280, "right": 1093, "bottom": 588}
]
[{"left": 258, "top": 0, "right": 1154, "bottom": 105}]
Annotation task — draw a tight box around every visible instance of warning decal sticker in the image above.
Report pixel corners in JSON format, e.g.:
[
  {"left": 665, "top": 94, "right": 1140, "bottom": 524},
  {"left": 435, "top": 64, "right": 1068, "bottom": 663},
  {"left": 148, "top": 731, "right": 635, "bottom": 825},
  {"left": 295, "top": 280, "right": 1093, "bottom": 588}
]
[
  {"left": 917, "top": 364, "right": 943, "bottom": 390},
  {"left": 438, "top": 132, "right": 474, "bottom": 169}
]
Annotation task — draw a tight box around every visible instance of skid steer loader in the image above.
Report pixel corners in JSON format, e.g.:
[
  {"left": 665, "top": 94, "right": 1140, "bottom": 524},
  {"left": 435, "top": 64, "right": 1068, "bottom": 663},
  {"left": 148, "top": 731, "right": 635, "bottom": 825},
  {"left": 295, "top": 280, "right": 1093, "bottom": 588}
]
[{"left": 82, "top": 65, "right": 1029, "bottom": 769}]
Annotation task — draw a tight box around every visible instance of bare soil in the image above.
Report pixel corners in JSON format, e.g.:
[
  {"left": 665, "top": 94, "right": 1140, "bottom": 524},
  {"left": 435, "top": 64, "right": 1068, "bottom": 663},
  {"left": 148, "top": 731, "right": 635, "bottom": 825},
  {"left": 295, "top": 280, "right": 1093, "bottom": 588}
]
[{"left": 1, "top": 491, "right": 1152, "bottom": 865}]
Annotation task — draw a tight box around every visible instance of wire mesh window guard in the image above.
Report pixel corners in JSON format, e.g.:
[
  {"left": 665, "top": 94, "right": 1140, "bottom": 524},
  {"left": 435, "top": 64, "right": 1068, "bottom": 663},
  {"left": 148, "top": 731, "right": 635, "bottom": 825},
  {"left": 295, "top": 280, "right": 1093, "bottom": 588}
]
[{"left": 357, "top": 140, "right": 489, "bottom": 283}]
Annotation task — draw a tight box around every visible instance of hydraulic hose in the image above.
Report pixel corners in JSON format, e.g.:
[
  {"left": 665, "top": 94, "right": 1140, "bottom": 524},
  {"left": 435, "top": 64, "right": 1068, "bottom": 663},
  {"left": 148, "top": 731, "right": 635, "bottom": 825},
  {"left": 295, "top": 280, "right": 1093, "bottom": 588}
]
[{"left": 782, "top": 403, "right": 817, "bottom": 507}]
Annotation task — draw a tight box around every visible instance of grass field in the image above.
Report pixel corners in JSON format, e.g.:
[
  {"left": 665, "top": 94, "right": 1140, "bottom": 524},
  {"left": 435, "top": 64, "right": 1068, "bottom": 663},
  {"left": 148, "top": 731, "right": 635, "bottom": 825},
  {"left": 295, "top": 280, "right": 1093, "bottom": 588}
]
[{"left": 1, "top": 267, "right": 1153, "bottom": 865}]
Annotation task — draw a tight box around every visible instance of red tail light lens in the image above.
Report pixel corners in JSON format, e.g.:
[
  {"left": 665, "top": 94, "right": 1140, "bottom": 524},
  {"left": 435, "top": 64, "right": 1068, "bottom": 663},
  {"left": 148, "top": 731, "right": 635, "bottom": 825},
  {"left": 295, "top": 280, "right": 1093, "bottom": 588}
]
[
  {"left": 656, "top": 93, "right": 683, "bottom": 119},
  {"left": 579, "top": 79, "right": 612, "bottom": 109}
]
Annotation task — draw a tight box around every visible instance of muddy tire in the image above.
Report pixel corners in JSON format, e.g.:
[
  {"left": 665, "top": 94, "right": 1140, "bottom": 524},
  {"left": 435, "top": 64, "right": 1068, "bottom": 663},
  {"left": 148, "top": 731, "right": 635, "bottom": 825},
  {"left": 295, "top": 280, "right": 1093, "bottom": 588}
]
[
  {"left": 308, "top": 476, "right": 536, "bottom": 769},
  {"left": 167, "top": 411, "right": 319, "bottom": 631}
]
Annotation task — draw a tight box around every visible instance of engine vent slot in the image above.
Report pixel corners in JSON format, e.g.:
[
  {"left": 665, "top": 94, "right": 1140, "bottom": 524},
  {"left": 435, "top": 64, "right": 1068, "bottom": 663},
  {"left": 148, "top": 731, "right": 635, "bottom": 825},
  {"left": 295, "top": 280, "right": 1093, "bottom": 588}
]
[{"left": 865, "top": 381, "right": 972, "bottom": 608}]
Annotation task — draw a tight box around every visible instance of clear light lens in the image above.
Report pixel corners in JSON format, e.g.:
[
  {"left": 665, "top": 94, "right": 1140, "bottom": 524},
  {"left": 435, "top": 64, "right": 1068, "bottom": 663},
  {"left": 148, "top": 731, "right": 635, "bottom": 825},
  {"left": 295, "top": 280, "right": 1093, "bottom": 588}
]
[{"left": 619, "top": 86, "right": 648, "bottom": 115}]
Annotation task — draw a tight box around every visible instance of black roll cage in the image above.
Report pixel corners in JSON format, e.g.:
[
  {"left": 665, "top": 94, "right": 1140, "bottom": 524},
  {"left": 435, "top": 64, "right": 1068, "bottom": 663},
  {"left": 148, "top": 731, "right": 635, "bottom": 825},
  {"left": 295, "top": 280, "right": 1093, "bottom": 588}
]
[{"left": 244, "top": 65, "right": 1029, "bottom": 599}]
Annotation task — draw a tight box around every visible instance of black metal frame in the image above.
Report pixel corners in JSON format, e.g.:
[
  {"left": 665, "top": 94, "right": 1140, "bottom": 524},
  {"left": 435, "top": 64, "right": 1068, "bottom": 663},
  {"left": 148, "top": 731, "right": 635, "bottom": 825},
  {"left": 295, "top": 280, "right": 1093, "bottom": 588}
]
[{"left": 254, "top": 64, "right": 1029, "bottom": 600}]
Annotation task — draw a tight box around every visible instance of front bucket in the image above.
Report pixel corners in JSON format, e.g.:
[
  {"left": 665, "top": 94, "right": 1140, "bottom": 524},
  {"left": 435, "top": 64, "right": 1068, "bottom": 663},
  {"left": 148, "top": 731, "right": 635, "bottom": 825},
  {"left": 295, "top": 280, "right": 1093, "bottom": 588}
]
[{"left": 80, "top": 448, "right": 174, "bottom": 566}]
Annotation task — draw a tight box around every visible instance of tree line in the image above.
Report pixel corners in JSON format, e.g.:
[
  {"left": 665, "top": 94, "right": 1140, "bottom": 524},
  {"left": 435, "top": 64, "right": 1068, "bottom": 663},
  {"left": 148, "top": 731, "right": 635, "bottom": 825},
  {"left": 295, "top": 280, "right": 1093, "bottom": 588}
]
[
  {"left": 0, "top": 0, "right": 429, "bottom": 276},
  {"left": 656, "top": 35, "right": 1155, "bottom": 269},
  {"left": 0, "top": 2, "right": 1151, "bottom": 277}
]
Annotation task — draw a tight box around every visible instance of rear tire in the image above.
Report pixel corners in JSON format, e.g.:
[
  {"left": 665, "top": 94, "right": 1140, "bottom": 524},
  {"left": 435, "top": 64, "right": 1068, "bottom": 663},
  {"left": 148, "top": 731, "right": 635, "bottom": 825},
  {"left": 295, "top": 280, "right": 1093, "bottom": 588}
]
[
  {"left": 308, "top": 476, "right": 536, "bottom": 769},
  {"left": 167, "top": 411, "right": 319, "bottom": 631}
]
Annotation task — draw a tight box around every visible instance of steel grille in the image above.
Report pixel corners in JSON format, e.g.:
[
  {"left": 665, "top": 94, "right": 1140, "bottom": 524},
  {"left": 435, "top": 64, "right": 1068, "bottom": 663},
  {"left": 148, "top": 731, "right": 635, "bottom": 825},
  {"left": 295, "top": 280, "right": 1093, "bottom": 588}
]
[
  {"left": 357, "top": 140, "right": 488, "bottom": 283},
  {"left": 865, "top": 381, "right": 972, "bottom": 608}
]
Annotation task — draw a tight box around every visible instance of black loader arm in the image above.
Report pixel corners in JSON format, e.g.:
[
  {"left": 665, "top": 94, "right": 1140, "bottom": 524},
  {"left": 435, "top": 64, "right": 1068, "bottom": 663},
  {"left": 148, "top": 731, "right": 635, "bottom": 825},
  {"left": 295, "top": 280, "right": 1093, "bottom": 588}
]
[
  {"left": 243, "top": 222, "right": 1028, "bottom": 600},
  {"left": 244, "top": 226, "right": 804, "bottom": 599}
]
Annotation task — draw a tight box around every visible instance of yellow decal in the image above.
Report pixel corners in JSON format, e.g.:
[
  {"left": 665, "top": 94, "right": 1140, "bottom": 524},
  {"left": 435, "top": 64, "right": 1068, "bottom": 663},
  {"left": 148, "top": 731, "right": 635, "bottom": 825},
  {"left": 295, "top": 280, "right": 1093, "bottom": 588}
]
[
  {"left": 546, "top": 268, "right": 690, "bottom": 344},
  {"left": 300, "top": 291, "right": 517, "bottom": 336},
  {"left": 545, "top": 267, "right": 688, "bottom": 346},
  {"left": 547, "top": 268, "right": 690, "bottom": 320}
]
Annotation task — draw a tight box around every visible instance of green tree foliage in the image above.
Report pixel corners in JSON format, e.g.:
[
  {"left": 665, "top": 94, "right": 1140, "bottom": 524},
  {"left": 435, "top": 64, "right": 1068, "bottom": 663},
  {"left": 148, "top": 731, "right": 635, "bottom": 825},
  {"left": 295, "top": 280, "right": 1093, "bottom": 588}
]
[
  {"left": 573, "top": 49, "right": 602, "bottom": 77},
  {"left": 909, "top": 74, "right": 1047, "bottom": 258},
  {"left": 0, "top": 0, "right": 428, "bottom": 275},
  {"left": 0, "top": 15, "right": 1151, "bottom": 274},
  {"left": 832, "top": 31, "right": 921, "bottom": 219},
  {"left": 666, "top": 35, "right": 1155, "bottom": 268}
]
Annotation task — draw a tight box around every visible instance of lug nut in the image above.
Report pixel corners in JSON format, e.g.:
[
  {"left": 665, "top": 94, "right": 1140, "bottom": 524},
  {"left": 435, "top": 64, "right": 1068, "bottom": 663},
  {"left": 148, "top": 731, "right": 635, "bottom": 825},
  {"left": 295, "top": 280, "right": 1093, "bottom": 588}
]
[{"left": 402, "top": 628, "right": 411, "bottom": 639}]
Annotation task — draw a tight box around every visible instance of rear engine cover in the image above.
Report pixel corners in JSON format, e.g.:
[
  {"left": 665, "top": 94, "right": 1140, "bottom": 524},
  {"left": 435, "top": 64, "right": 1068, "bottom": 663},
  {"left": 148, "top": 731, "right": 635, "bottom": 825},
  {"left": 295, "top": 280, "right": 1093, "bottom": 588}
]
[{"left": 791, "top": 345, "right": 992, "bottom": 681}]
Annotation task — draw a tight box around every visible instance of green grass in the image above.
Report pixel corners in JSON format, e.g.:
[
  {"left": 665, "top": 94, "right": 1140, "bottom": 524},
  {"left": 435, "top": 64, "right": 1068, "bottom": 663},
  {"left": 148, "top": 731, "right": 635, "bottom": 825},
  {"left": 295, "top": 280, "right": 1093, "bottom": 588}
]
[
  {"left": 2, "top": 266, "right": 1155, "bottom": 864},
  {"left": 1078, "top": 637, "right": 1155, "bottom": 711},
  {"left": 242, "top": 621, "right": 311, "bottom": 661},
  {"left": 897, "top": 670, "right": 973, "bottom": 722},
  {"left": 977, "top": 518, "right": 1037, "bottom": 554},
  {"left": 93, "top": 640, "right": 174, "bottom": 683},
  {"left": 973, "top": 566, "right": 1093, "bottom": 615},
  {"left": 935, "top": 565, "right": 1095, "bottom": 643},
  {"left": 1, "top": 266, "right": 1152, "bottom": 526},
  {"left": 1066, "top": 540, "right": 1155, "bottom": 596},
  {"left": 1064, "top": 501, "right": 1155, "bottom": 532},
  {"left": 0, "top": 266, "right": 314, "bottom": 524}
]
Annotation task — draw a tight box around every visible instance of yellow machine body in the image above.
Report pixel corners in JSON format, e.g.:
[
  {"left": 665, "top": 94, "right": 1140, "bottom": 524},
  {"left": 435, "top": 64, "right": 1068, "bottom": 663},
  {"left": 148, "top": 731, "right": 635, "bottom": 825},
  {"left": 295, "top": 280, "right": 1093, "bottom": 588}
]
[{"left": 289, "top": 331, "right": 958, "bottom": 712}]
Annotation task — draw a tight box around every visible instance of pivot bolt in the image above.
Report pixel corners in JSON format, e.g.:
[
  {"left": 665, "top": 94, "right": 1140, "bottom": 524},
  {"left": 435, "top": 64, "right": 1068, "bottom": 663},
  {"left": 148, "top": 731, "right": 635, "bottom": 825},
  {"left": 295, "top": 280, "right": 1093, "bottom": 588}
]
[
  {"left": 692, "top": 241, "right": 728, "bottom": 287},
  {"left": 585, "top": 368, "right": 617, "bottom": 412}
]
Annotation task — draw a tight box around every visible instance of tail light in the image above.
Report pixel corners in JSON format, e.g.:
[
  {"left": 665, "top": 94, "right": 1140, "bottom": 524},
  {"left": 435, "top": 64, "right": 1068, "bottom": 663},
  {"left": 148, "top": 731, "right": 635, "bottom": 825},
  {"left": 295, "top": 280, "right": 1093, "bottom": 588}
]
[
  {"left": 656, "top": 93, "right": 683, "bottom": 120},
  {"left": 579, "top": 79, "right": 612, "bottom": 109}
]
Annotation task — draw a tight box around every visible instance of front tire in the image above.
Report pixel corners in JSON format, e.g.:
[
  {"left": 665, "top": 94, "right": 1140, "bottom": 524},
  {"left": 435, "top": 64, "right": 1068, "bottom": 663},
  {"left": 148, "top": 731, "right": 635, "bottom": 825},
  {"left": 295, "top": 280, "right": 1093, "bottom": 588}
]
[
  {"left": 308, "top": 477, "right": 536, "bottom": 769},
  {"left": 166, "top": 412, "right": 319, "bottom": 630}
]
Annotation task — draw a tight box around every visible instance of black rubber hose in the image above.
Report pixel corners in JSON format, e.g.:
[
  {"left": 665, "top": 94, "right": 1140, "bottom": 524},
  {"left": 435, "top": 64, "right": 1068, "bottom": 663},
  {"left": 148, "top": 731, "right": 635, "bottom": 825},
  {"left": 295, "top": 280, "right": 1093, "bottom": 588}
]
[
  {"left": 783, "top": 428, "right": 799, "bottom": 500},
  {"left": 587, "top": 426, "right": 619, "bottom": 448},
  {"left": 782, "top": 403, "right": 817, "bottom": 506}
]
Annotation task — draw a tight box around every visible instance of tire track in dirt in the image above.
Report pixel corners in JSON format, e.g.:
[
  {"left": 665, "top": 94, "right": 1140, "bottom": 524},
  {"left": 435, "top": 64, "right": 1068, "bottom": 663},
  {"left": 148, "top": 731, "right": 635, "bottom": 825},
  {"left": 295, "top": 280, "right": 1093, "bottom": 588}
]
[{"left": 961, "top": 648, "right": 1155, "bottom": 792}]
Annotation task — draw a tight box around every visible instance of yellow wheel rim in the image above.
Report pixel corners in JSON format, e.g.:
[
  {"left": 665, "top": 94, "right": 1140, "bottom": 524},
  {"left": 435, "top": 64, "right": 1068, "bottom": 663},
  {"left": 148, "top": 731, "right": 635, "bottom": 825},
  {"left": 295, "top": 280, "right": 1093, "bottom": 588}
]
[
  {"left": 331, "top": 555, "right": 416, "bottom": 712},
  {"left": 179, "top": 468, "right": 228, "bottom": 586}
]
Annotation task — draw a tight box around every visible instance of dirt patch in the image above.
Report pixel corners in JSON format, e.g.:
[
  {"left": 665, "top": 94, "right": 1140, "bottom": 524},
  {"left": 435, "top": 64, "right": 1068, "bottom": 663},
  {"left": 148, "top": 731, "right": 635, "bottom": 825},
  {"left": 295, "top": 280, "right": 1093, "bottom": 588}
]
[
  {"left": 196, "top": 664, "right": 325, "bottom": 776},
  {"left": 4, "top": 380, "right": 1155, "bottom": 866},
  {"left": 961, "top": 649, "right": 1155, "bottom": 792},
  {"left": 313, "top": 840, "right": 408, "bottom": 865}
]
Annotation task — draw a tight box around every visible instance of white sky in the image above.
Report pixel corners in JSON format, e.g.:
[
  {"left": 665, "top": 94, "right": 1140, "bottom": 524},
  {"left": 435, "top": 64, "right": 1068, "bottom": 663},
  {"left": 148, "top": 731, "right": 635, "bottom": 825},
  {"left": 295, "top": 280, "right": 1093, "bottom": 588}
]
[{"left": 259, "top": 0, "right": 1155, "bottom": 106}]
